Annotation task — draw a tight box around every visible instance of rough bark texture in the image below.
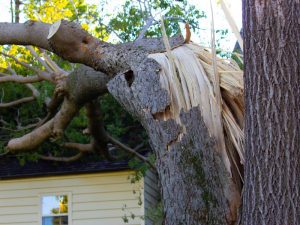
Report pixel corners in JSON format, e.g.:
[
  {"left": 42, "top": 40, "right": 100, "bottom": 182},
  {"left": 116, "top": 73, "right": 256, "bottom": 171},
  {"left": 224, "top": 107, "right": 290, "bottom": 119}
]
[{"left": 242, "top": 0, "right": 300, "bottom": 224}]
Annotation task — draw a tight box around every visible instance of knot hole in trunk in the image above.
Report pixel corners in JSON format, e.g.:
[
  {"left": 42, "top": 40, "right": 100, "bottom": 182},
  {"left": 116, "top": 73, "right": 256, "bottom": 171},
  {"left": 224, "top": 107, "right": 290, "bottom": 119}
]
[{"left": 124, "top": 70, "right": 134, "bottom": 87}]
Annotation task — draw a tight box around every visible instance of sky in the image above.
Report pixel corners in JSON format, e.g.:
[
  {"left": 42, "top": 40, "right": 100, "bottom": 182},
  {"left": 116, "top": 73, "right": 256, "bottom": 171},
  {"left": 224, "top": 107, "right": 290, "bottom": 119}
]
[{"left": 0, "top": 0, "right": 242, "bottom": 51}]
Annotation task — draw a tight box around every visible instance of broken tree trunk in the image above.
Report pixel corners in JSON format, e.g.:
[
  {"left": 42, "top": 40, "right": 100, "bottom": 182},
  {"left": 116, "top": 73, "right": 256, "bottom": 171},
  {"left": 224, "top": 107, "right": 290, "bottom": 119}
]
[
  {"left": 107, "top": 59, "right": 240, "bottom": 225},
  {"left": 0, "top": 20, "right": 240, "bottom": 224}
]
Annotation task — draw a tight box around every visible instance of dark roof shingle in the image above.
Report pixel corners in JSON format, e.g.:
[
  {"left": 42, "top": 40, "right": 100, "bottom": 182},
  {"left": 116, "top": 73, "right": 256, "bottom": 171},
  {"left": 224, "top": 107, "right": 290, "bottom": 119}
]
[{"left": 0, "top": 156, "right": 129, "bottom": 179}]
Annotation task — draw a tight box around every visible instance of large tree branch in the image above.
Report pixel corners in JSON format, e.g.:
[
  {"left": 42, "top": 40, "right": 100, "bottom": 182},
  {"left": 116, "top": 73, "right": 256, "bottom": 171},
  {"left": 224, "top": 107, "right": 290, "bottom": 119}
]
[
  {"left": 7, "top": 118, "right": 53, "bottom": 152},
  {"left": 0, "top": 21, "right": 52, "bottom": 50},
  {"left": 0, "top": 20, "right": 185, "bottom": 75}
]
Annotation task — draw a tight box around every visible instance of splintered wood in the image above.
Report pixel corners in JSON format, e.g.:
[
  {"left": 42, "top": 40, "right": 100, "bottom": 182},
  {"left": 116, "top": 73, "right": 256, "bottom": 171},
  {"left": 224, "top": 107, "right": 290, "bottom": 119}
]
[{"left": 149, "top": 43, "right": 244, "bottom": 178}]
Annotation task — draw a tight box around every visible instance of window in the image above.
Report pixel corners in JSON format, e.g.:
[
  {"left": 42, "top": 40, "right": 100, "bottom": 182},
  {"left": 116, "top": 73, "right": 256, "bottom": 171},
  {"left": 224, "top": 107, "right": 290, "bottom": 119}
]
[{"left": 41, "top": 194, "right": 70, "bottom": 225}]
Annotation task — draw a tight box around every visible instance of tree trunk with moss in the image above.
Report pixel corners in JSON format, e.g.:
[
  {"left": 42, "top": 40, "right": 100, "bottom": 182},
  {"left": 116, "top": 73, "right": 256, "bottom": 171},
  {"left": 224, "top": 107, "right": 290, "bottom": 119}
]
[{"left": 242, "top": 0, "right": 300, "bottom": 224}]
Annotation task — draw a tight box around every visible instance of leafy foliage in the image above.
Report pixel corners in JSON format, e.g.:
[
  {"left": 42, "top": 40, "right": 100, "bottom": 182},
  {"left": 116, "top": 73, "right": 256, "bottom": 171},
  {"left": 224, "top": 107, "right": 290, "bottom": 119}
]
[{"left": 109, "top": 0, "right": 205, "bottom": 42}]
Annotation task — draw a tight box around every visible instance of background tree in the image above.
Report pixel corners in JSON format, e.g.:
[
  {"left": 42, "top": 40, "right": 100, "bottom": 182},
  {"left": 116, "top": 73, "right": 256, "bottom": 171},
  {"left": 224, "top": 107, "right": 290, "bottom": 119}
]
[{"left": 242, "top": 0, "right": 300, "bottom": 224}]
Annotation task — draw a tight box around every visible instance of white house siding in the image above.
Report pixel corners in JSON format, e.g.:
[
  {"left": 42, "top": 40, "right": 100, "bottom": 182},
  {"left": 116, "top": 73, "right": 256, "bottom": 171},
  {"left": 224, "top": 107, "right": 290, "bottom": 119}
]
[{"left": 0, "top": 171, "right": 145, "bottom": 225}]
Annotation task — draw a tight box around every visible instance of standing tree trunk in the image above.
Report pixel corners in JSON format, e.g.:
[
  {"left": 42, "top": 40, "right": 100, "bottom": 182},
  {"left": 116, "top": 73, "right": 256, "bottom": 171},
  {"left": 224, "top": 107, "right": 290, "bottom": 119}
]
[
  {"left": 242, "top": 0, "right": 300, "bottom": 224},
  {"left": 15, "top": 0, "right": 21, "bottom": 23}
]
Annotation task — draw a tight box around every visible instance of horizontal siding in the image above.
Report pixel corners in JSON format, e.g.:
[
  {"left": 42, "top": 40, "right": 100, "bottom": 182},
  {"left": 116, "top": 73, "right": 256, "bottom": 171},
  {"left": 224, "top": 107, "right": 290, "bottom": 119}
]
[
  {"left": 0, "top": 213, "right": 38, "bottom": 224},
  {"left": 0, "top": 223, "right": 37, "bottom": 225},
  {"left": 0, "top": 205, "right": 38, "bottom": 215},
  {"left": 0, "top": 171, "right": 145, "bottom": 225},
  {"left": 73, "top": 218, "right": 141, "bottom": 225},
  {"left": 0, "top": 183, "right": 137, "bottom": 199},
  {"left": 73, "top": 199, "right": 139, "bottom": 211},
  {"left": 73, "top": 208, "right": 143, "bottom": 220},
  {"left": 0, "top": 196, "right": 37, "bottom": 207}
]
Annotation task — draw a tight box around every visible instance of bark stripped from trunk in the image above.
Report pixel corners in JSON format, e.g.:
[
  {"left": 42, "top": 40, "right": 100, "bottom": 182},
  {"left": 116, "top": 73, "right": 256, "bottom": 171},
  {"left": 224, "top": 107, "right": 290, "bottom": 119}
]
[{"left": 242, "top": 0, "right": 300, "bottom": 224}]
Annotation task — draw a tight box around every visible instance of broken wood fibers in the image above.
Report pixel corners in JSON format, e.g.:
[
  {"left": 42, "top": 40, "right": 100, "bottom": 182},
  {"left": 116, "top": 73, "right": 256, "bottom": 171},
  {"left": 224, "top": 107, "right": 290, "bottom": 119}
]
[{"left": 149, "top": 42, "right": 244, "bottom": 181}]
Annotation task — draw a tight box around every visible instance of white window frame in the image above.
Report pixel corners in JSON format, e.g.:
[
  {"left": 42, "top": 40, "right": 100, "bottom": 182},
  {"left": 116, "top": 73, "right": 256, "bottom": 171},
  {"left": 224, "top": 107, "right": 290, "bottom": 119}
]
[{"left": 39, "top": 192, "right": 72, "bottom": 225}]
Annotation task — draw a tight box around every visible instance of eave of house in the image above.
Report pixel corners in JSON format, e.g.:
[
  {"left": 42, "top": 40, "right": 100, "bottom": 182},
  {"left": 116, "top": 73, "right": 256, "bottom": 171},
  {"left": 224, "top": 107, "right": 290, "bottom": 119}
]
[{"left": 0, "top": 156, "right": 130, "bottom": 180}]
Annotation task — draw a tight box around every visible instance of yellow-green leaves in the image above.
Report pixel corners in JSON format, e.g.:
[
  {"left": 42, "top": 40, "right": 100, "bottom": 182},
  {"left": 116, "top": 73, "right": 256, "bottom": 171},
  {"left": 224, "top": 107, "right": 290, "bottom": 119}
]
[{"left": 24, "top": 0, "right": 73, "bottom": 23}]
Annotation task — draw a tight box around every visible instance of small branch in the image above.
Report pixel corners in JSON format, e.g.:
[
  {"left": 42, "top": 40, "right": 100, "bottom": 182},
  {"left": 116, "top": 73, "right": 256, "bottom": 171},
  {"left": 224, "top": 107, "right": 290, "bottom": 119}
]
[
  {"left": 136, "top": 17, "right": 155, "bottom": 41},
  {"left": 137, "top": 0, "right": 144, "bottom": 19},
  {"left": 26, "top": 46, "right": 52, "bottom": 72},
  {"left": 38, "top": 140, "right": 94, "bottom": 162},
  {"left": 106, "top": 133, "right": 156, "bottom": 170},
  {"left": 17, "top": 122, "right": 41, "bottom": 130},
  {"left": 0, "top": 150, "right": 9, "bottom": 157},
  {"left": 6, "top": 63, "right": 16, "bottom": 75},
  {"left": 184, "top": 23, "right": 191, "bottom": 43},
  {"left": 69, "top": 0, "right": 79, "bottom": 23},
  {"left": 0, "top": 118, "right": 9, "bottom": 126},
  {"left": 0, "top": 74, "right": 42, "bottom": 83},
  {"left": 38, "top": 152, "right": 84, "bottom": 162},
  {"left": 0, "top": 96, "right": 35, "bottom": 108},
  {"left": 26, "top": 83, "right": 40, "bottom": 98},
  {"left": 99, "top": 21, "right": 126, "bottom": 43},
  {"left": 62, "top": 142, "right": 93, "bottom": 152},
  {"left": 135, "top": 16, "right": 189, "bottom": 42},
  {"left": 0, "top": 83, "right": 39, "bottom": 108},
  {"left": 40, "top": 49, "right": 67, "bottom": 75},
  {"left": 0, "top": 51, "right": 41, "bottom": 73}
]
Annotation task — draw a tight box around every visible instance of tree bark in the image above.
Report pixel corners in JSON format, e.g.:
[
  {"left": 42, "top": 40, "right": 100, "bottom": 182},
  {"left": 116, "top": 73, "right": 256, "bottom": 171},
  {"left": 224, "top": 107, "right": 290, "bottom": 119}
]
[
  {"left": 108, "top": 63, "right": 240, "bottom": 224},
  {"left": 242, "top": 0, "right": 300, "bottom": 224}
]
